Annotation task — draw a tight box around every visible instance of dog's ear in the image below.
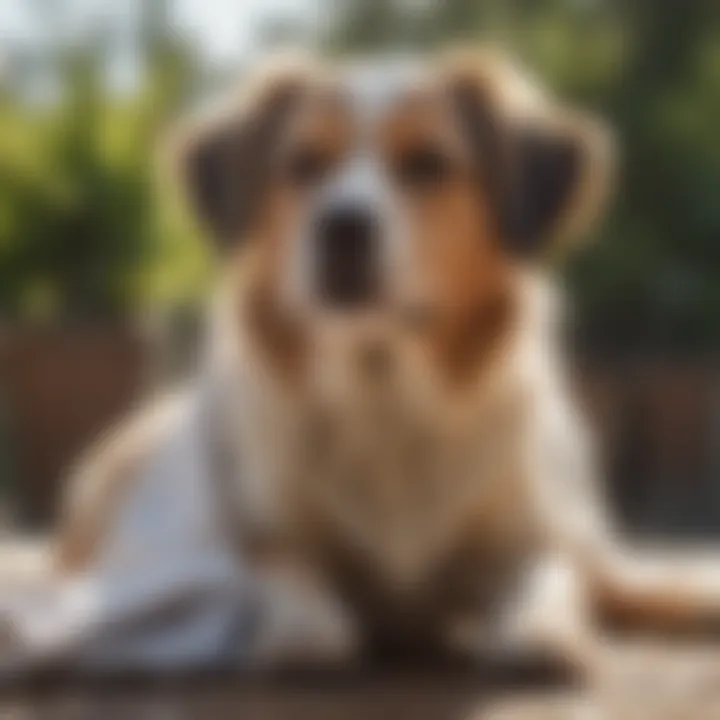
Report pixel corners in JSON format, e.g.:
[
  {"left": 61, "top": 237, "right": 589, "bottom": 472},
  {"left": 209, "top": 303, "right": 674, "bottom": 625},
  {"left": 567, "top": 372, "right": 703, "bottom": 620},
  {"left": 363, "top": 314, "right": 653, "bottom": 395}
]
[
  {"left": 503, "top": 112, "right": 614, "bottom": 256},
  {"left": 168, "top": 58, "right": 313, "bottom": 249},
  {"left": 445, "top": 50, "right": 614, "bottom": 257}
]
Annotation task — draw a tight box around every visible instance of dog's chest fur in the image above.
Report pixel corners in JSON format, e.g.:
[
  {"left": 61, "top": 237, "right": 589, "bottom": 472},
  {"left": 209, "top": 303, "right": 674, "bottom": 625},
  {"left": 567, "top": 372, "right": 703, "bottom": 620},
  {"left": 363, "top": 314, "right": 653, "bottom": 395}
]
[
  {"left": 229, "top": 350, "right": 541, "bottom": 634},
  {"left": 300, "top": 386, "right": 531, "bottom": 576},
  {"left": 218, "top": 275, "right": 563, "bottom": 643}
]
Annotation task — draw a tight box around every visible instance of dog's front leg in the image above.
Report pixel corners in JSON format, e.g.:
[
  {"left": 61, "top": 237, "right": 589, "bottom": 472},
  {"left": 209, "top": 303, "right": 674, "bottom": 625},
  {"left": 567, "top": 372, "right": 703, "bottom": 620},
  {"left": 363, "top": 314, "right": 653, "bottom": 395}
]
[
  {"left": 496, "top": 554, "right": 603, "bottom": 676},
  {"left": 449, "top": 554, "right": 602, "bottom": 681},
  {"left": 246, "top": 558, "right": 358, "bottom": 667}
]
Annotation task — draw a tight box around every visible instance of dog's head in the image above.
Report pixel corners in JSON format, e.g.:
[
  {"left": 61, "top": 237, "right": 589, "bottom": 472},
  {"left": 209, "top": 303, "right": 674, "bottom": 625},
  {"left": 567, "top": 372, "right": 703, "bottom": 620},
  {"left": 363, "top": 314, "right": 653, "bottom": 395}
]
[{"left": 173, "top": 50, "right": 613, "bottom": 392}]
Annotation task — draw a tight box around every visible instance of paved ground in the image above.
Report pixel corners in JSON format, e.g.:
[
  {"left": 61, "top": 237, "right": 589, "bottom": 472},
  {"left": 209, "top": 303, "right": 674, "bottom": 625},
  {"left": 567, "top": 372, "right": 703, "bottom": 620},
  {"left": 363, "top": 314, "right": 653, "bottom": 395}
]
[
  {"left": 1, "top": 641, "right": 720, "bottom": 719},
  {"left": 2, "top": 541, "right": 720, "bottom": 719}
]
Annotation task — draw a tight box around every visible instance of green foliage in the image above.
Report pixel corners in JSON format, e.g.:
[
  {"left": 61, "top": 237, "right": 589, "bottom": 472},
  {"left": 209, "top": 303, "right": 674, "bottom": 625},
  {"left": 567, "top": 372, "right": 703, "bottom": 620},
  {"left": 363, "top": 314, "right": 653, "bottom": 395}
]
[
  {"left": 1, "top": 0, "right": 718, "bottom": 355},
  {"left": 0, "top": 10, "right": 210, "bottom": 323}
]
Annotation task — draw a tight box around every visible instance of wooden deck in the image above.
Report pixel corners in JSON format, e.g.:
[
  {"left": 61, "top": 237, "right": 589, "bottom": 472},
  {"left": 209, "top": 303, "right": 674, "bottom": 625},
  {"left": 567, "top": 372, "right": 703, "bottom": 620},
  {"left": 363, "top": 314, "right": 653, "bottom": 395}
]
[
  {"left": 2, "top": 641, "right": 720, "bottom": 719},
  {"left": 2, "top": 541, "right": 720, "bottom": 718}
]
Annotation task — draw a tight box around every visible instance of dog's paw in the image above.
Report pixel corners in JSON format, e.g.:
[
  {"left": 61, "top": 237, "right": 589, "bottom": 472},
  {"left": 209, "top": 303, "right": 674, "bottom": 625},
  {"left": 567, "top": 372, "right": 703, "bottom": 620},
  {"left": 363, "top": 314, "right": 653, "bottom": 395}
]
[
  {"left": 494, "top": 621, "right": 603, "bottom": 685},
  {"left": 247, "top": 566, "right": 358, "bottom": 668},
  {"left": 448, "top": 613, "right": 601, "bottom": 684},
  {"left": 0, "top": 611, "right": 30, "bottom": 675},
  {"left": 449, "top": 556, "right": 606, "bottom": 683}
]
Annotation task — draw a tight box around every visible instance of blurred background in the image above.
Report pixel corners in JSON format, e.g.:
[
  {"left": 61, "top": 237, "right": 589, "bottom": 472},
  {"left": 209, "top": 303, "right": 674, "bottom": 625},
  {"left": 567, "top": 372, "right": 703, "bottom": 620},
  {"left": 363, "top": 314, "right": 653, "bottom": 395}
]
[{"left": 0, "top": 0, "right": 719, "bottom": 536}]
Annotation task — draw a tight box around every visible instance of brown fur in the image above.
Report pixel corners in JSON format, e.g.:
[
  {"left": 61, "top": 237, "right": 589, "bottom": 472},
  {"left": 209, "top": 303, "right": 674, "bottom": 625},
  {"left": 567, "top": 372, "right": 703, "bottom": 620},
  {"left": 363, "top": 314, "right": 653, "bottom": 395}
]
[{"left": 238, "top": 75, "right": 523, "bottom": 388}]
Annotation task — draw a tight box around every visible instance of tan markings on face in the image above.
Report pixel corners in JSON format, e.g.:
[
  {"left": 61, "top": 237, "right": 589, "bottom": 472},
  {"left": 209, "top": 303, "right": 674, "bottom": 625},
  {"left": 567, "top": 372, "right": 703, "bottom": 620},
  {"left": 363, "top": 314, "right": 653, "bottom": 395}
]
[
  {"left": 236, "top": 77, "right": 517, "bottom": 389},
  {"left": 234, "top": 86, "right": 356, "bottom": 383},
  {"left": 282, "top": 86, "right": 353, "bottom": 164},
  {"left": 379, "top": 88, "right": 517, "bottom": 384},
  {"left": 260, "top": 85, "right": 353, "bottom": 252}
]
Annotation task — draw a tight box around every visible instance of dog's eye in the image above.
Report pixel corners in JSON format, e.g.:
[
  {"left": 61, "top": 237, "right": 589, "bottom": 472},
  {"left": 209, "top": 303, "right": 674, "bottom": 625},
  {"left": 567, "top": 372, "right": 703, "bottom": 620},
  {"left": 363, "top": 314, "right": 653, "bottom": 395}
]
[
  {"left": 283, "top": 147, "right": 332, "bottom": 187},
  {"left": 394, "top": 147, "right": 453, "bottom": 189}
]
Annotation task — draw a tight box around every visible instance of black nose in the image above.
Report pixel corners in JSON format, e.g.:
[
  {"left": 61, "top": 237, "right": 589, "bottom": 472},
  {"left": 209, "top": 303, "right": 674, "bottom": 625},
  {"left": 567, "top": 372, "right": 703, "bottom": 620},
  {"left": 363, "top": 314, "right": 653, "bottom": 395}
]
[{"left": 315, "top": 204, "right": 379, "bottom": 307}]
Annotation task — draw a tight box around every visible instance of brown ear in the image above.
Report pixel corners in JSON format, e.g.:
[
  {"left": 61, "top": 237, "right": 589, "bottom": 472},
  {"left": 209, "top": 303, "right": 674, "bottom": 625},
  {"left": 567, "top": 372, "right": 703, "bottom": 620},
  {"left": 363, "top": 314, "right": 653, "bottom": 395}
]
[
  {"left": 169, "top": 58, "right": 313, "bottom": 249},
  {"left": 445, "top": 50, "right": 614, "bottom": 257},
  {"left": 505, "top": 113, "right": 613, "bottom": 256}
]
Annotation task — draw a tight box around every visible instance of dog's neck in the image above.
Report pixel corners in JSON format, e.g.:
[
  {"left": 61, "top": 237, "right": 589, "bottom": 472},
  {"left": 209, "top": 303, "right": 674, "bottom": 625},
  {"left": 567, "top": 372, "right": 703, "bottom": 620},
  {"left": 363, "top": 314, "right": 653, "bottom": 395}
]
[{"left": 201, "top": 264, "right": 563, "bottom": 465}]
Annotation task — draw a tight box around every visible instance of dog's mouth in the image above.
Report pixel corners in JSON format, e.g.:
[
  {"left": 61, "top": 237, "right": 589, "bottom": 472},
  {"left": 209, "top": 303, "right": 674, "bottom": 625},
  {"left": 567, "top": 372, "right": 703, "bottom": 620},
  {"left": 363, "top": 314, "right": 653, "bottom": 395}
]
[
  {"left": 396, "top": 301, "right": 438, "bottom": 334},
  {"left": 354, "top": 335, "right": 396, "bottom": 382},
  {"left": 307, "top": 298, "right": 439, "bottom": 343}
]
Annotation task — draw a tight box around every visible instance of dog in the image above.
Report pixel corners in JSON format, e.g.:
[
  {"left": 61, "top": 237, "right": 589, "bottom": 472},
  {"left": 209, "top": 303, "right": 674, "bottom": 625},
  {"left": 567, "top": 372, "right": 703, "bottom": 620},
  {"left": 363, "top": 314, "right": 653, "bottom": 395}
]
[{"left": 38, "top": 49, "right": 720, "bottom": 673}]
